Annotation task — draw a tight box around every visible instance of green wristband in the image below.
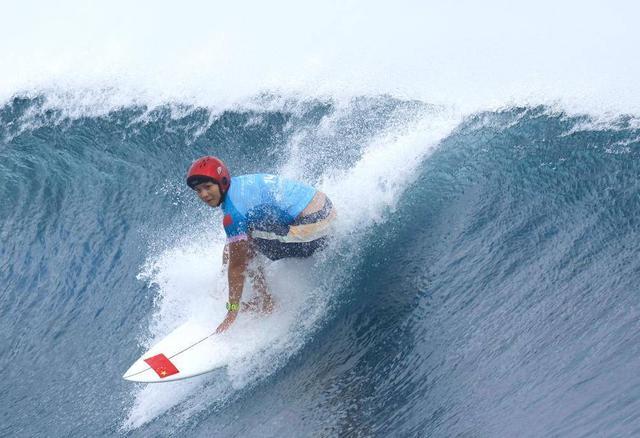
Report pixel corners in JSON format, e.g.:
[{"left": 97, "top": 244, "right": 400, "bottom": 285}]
[{"left": 226, "top": 302, "right": 240, "bottom": 312}]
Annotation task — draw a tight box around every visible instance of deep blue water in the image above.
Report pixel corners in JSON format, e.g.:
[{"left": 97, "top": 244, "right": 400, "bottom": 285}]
[{"left": 1, "top": 94, "right": 640, "bottom": 437}]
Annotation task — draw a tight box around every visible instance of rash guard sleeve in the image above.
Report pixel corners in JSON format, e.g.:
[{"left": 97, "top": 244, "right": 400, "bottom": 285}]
[{"left": 222, "top": 201, "right": 248, "bottom": 243}]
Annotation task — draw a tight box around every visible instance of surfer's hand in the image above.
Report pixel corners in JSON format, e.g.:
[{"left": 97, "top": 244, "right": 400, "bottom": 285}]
[{"left": 215, "top": 311, "right": 238, "bottom": 333}]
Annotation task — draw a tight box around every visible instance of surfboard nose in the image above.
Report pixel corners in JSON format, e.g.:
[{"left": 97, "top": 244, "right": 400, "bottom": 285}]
[
  {"left": 122, "top": 321, "right": 226, "bottom": 383},
  {"left": 122, "top": 359, "right": 149, "bottom": 381}
]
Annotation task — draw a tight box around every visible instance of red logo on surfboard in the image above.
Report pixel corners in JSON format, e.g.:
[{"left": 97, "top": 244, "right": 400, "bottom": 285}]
[
  {"left": 223, "top": 214, "right": 233, "bottom": 227},
  {"left": 144, "top": 353, "right": 179, "bottom": 378}
]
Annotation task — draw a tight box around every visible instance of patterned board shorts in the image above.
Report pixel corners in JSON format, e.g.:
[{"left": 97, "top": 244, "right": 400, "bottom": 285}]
[{"left": 251, "top": 197, "right": 337, "bottom": 261}]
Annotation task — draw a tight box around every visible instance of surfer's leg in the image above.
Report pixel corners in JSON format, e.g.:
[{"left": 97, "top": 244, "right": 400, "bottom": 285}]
[
  {"left": 239, "top": 243, "right": 268, "bottom": 313},
  {"left": 249, "top": 262, "right": 273, "bottom": 313},
  {"left": 223, "top": 242, "right": 275, "bottom": 314}
]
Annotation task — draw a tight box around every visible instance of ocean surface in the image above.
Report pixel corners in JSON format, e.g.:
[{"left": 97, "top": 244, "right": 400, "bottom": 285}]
[{"left": 1, "top": 93, "right": 640, "bottom": 437}]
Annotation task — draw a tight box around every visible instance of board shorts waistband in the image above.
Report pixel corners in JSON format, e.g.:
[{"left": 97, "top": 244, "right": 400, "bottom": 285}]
[{"left": 293, "top": 197, "right": 334, "bottom": 225}]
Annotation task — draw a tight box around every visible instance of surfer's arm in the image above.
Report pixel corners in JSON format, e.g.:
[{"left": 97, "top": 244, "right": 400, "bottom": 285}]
[{"left": 216, "top": 239, "right": 251, "bottom": 333}]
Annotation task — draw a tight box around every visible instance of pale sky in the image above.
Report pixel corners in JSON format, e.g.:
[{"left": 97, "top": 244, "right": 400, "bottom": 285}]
[{"left": 1, "top": 0, "right": 639, "bottom": 113}]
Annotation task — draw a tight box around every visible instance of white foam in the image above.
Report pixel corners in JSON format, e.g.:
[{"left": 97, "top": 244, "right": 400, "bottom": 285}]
[
  {"left": 324, "top": 109, "right": 460, "bottom": 231},
  {"left": 122, "top": 101, "right": 461, "bottom": 430}
]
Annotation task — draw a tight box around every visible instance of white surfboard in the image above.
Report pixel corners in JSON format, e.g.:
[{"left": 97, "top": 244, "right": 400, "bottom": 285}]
[{"left": 123, "top": 320, "right": 229, "bottom": 383}]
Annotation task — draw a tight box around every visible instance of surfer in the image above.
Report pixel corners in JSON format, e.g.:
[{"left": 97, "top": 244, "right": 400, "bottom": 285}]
[{"left": 186, "top": 156, "right": 336, "bottom": 333}]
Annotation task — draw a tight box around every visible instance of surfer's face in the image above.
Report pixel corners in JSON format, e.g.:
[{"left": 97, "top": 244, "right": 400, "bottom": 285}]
[{"left": 194, "top": 181, "right": 222, "bottom": 207}]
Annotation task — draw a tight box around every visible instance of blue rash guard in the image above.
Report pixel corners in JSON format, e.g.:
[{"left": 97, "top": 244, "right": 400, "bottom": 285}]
[{"left": 221, "top": 174, "right": 317, "bottom": 243}]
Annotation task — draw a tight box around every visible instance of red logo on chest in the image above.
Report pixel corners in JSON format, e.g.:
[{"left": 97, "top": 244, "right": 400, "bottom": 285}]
[{"left": 223, "top": 214, "right": 233, "bottom": 227}]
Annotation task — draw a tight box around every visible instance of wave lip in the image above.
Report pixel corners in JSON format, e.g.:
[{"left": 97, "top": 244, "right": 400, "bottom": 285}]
[{"left": 4, "top": 2, "right": 640, "bottom": 114}]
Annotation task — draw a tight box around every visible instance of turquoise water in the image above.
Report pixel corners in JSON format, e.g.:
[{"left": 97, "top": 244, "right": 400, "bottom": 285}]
[{"left": 1, "top": 95, "right": 640, "bottom": 437}]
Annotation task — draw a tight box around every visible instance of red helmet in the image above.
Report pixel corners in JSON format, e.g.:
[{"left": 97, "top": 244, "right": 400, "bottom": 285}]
[{"left": 186, "top": 156, "right": 231, "bottom": 194}]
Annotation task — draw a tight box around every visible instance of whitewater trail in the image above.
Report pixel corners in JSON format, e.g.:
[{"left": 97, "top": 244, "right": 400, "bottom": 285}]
[{"left": 122, "top": 102, "right": 462, "bottom": 430}]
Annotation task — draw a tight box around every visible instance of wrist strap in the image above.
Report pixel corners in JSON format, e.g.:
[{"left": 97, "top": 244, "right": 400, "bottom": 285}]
[{"left": 226, "top": 302, "right": 240, "bottom": 312}]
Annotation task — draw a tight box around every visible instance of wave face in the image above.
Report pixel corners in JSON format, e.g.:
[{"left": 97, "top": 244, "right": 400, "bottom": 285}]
[{"left": 1, "top": 94, "right": 640, "bottom": 437}]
